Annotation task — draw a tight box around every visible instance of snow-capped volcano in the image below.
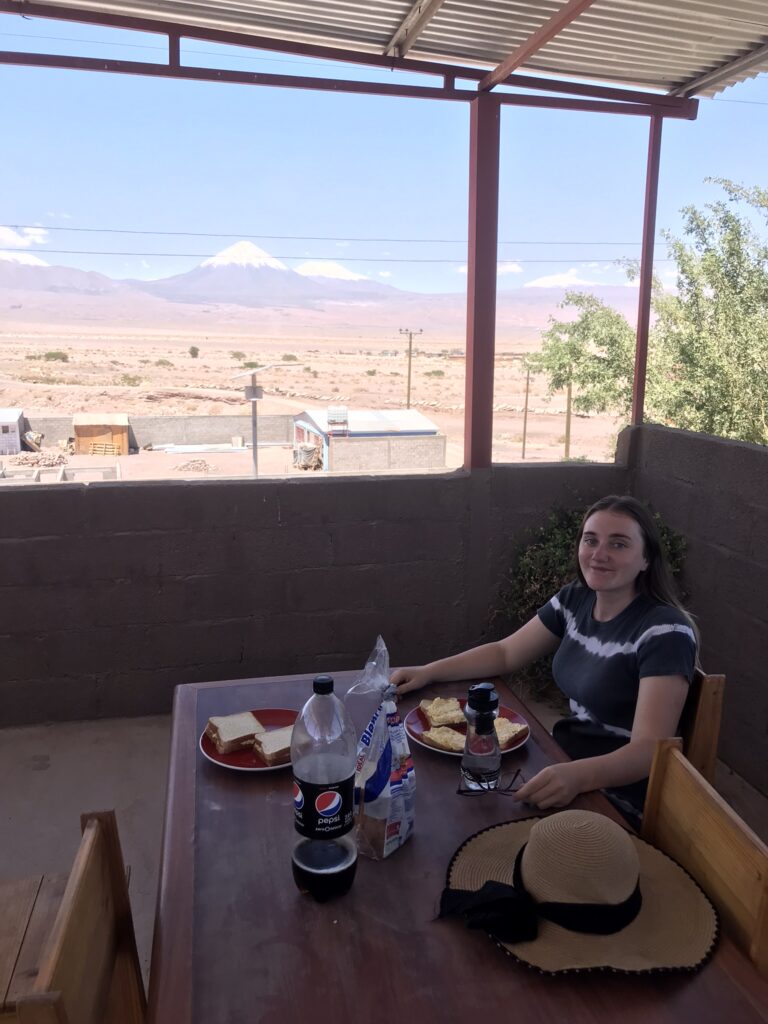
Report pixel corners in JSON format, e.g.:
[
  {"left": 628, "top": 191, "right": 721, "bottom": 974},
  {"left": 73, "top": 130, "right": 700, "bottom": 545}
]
[
  {"left": 130, "top": 239, "right": 397, "bottom": 307},
  {"left": 295, "top": 259, "right": 368, "bottom": 282},
  {"left": 200, "top": 240, "right": 287, "bottom": 271}
]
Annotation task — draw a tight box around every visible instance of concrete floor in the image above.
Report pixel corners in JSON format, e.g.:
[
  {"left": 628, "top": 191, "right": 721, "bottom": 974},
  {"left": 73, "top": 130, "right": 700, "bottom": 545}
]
[
  {"left": 1, "top": 710, "right": 766, "bottom": 986},
  {"left": 0, "top": 716, "right": 170, "bottom": 979}
]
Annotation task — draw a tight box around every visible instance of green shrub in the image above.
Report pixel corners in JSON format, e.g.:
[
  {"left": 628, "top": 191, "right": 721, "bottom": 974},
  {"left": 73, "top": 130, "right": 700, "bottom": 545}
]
[
  {"left": 44, "top": 351, "right": 69, "bottom": 362},
  {"left": 189, "top": 346, "right": 199, "bottom": 359},
  {"left": 366, "top": 369, "right": 377, "bottom": 376},
  {"left": 425, "top": 369, "right": 445, "bottom": 377},
  {"left": 282, "top": 353, "right": 299, "bottom": 362},
  {"left": 230, "top": 351, "right": 246, "bottom": 360},
  {"left": 155, "top": 358, "right": 173, "bottom": 367},
  {"left": 119, "top": 373, "right": 141, "bottom": 387},
  {"left": 243, "top": 361, "right": 262, "bottom": 369},
  {"left": 491, "top": 504, "right": 687, "bottom": 704}
]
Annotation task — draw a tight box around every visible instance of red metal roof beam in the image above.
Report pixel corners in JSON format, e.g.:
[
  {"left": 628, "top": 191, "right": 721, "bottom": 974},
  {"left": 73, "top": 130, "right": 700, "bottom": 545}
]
[{"left": 479, "top": 0, "right": 600, "bottom": 93}]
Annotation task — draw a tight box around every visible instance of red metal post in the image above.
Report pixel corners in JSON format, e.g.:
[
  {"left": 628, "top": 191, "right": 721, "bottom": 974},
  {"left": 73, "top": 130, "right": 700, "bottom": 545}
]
[
  {"left": 631, "top": 113, "right": 663, "bottom": 425},
  {"left": 464, "top": 92, "right": 501, "bottom": 469}
]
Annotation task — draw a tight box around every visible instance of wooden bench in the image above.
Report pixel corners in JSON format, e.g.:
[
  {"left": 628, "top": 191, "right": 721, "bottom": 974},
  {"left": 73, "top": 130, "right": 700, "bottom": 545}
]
[
  {"left": 0, "top": 874, "right": 68, "bottom": 1021},
  {"left": 2, "top": 811, "right": 145, "bottom": 1024}
]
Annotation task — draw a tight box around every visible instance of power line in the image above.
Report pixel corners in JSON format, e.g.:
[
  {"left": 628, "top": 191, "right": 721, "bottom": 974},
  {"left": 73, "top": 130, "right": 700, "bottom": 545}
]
[
  {"left": 1, "top": 248, "right": 675, "bottom": 262},
  {"left": 6, "top": 224, "right": 669, "bottom": 246}
]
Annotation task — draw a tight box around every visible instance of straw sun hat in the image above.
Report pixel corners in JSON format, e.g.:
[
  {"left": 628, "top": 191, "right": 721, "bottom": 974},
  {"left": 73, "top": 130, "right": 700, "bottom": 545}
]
[{"left": 440, "top": 809, "right": 718, "bottom": 975}]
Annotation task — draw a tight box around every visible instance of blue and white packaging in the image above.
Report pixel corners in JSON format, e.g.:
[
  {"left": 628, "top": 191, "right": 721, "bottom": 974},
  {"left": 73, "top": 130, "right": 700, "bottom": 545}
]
[{"left": 345, "top": 636, "right": 416, "bottom": 860}]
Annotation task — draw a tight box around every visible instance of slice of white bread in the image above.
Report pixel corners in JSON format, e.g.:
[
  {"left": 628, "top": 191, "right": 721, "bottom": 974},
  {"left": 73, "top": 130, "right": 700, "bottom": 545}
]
[
  {"left": 419, "top": 697, "right": 465, "bottom": 727},
  {"left": 495, "top": 718, "right": 527, "bottom": 746},
  {"left": 254, "top": 725, "right": 294, "bottom": 766},
  {"left": 422, "top": 726, "right": 466, "bottom": 753},
  {"left": 205, "top": 711, "right": 265, "bottom": 755}
]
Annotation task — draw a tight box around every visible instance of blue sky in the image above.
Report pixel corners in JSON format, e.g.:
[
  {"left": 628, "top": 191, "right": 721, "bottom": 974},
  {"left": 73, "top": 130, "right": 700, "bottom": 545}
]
[{"left": 1, "top": 13, "right": 767, "bottom": 293}]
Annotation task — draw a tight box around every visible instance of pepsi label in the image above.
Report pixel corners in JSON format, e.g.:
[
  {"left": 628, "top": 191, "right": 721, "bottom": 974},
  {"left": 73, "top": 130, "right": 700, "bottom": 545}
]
[{"left": 293, "top": 774, "right": 354, "bottom": 839}]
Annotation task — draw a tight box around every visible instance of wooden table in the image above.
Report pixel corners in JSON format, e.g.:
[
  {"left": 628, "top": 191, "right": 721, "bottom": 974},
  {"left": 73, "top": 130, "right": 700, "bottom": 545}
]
[{"left": 148, "top": 673, "right": 768, "bottom": 1024}]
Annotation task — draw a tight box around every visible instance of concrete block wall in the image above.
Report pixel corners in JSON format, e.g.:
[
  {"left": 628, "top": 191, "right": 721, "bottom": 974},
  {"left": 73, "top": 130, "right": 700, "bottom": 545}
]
[
  {"left": 2, "top": 425, "right": 764, "bottom": 797},
  {"left": 619, "top": 425, "right": 768, "bottom": 795},
  {"left": 24, "top": 415, "right": 294, "bottom": 448},
  {"left": 0, "top": 463, "right": 620, "bottom": 727},
  {"left": 328, "top": 434, "right": 446, "bottom": 472}
]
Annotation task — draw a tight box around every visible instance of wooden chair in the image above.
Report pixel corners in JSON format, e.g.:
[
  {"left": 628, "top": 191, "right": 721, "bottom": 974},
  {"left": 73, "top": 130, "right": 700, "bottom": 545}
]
[
  {"left": 16, "top": 811, "right": 146, "bottom": 1024},
  {"left": 678, "top": 668, "right": 725, "bottom": 784},
  {"left": 642, "top": 739, "right": 768, "bottom": 976}
]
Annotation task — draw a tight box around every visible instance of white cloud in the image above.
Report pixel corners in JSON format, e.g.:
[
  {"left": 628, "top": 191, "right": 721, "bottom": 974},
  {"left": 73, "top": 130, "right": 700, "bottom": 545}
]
[
  {"left": 378, "top": 271, "right": 392, "bottom": 278},
  {"left": 294, "top": 260, "right": 368, "bottom": 281},
  {"left": 335, "top": 241, "right": 350, "bottom": 249},
  {"left": 524, "top": 267, "right": 599, "bottom": 288},
  {"left": 0, "top": 250, "right": 49, "bottom": 266},
  {"left": 0, "top": 225, "right": 49, "bottom": 248}
]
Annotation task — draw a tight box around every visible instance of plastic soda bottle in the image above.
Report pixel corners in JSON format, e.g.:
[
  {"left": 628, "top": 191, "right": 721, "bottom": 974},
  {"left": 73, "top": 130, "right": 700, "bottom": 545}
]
[{"left": 290, "top": 674, "right": 359, "bottom": 901}]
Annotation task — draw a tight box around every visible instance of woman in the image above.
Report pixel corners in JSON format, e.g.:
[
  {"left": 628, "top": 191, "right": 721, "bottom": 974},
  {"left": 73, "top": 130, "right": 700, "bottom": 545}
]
[{"left": 391, "top": 495, "right": 697, "bottom": 819}]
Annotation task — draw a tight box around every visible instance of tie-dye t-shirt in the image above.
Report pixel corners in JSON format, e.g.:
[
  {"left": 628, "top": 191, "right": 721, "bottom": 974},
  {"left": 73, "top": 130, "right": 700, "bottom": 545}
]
[{"left": 538, "top": 581, "right": 696, "bottom": 736}]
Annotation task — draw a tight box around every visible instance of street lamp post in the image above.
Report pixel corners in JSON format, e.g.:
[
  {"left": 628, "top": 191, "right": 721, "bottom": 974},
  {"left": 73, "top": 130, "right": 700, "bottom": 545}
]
[
  {"left": 232, "top": 362, "right": 302, "bottom": 477},
  {"left": 399, "top": 328, "right": 423, "bottom": 409}
]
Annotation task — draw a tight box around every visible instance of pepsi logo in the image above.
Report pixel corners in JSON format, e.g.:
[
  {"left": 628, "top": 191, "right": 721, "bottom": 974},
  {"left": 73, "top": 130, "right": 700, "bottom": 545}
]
[
  {"left": 292, "top": 782, "right": 304, "bottom": 810},
  {"left": 315, "top": 790, "right": 342, "bottom": 817}
]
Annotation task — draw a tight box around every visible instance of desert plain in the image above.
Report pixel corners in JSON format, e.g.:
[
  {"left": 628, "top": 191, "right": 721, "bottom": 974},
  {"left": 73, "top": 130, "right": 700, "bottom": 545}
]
[{"left": 0, "top": 315, "right": 623, "bottom": 479}]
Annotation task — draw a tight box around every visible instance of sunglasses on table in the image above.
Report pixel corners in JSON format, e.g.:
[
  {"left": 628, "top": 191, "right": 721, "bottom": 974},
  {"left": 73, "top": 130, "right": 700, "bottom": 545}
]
[{"left": 456, "top": 768, "right": 525, "bottom": 796}]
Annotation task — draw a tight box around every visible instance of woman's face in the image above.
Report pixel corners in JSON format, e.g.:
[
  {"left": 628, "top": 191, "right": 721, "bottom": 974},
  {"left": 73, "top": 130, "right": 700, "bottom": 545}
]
[{"left": 578, "top": 509, "right": 649, "bottom": 598}]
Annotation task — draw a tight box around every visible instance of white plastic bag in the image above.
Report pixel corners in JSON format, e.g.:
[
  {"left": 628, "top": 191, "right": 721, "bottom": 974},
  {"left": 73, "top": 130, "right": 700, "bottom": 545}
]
[{"left": 345, "top": 636, "right": 416, "bottom": 860}]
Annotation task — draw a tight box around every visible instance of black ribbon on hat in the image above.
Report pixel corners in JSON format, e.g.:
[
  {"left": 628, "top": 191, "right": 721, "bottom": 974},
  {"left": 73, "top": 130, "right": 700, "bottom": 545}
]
[{"left": 439, "top": 844, "right": 642, "bottom": 943}]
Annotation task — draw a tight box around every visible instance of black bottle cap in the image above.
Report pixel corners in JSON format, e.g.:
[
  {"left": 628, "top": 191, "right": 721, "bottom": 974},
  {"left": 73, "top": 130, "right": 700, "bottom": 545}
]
[
  {"left": 467, "top": 681, "right": 499, "bottom": 712},
  {"left": 313, "top": 674, "right": 334, "bottom": 694}
]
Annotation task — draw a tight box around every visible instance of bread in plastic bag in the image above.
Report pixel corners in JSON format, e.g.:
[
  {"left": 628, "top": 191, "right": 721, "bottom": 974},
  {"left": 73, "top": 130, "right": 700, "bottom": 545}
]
[{"left": 345, "top": 636, "right": 416, "bottom": 859}]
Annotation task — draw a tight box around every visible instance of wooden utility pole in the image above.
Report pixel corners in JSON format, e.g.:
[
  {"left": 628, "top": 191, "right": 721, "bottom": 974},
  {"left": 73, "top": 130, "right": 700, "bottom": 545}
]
[
  {"left": 399, "top": 328, "right": 423, "bottom": 408},
  {"left": 564, "top": 381, "right": 573, "bottom": 459}
]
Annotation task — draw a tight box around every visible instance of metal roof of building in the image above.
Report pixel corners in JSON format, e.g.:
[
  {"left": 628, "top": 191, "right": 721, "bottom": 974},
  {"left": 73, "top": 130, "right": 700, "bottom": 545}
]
[
  {"left": 298, "top": 408, "right": 440, "bottom": 435},
  {"left": 8, "top": 0, "right": 768, "bottom": 97}
]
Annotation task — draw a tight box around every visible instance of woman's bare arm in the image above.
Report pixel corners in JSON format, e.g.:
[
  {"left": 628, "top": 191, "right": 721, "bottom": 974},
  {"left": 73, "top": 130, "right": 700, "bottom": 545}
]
[
  {"left": 514, "top": 674, "right": 689, "bottom": 809},
  {"left": 390, "top": 616, "right": 560, "bottom": 695}
]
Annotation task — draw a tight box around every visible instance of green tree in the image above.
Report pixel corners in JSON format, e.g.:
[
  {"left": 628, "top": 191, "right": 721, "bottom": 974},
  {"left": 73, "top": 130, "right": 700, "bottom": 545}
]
[
  {"left": 650, "top": 179, "right": 768, "bottom": 443},
  {"left": 528, "top": 292, "right": 635, "bottom": 414},
  {"left": 530, "top": 180, "right": 768, "bottom": 446}
]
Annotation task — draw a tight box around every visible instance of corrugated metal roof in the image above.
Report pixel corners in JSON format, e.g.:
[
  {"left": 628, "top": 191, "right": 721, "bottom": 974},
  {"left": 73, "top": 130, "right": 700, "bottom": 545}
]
[
  {"left": 298, "top": 408, "right": 439, "bottom": 435},
  {"left": 14, "top": 0, "right": 768, "bottom": 96}
]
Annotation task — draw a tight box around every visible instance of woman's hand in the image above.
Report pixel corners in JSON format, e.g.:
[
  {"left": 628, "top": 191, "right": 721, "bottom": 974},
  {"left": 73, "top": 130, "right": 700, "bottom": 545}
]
[
  {"left": 513, "top": 762, "right": 584, "bottom": 810},
  {"left": 390, "top": 665, "right": 433, "bottom": 696}
]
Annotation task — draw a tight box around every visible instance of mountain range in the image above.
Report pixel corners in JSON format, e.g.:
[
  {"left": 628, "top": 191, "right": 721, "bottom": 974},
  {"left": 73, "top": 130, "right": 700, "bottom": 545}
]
[{"left": 0, "top": 240, "right": 641, "bottom": 336}]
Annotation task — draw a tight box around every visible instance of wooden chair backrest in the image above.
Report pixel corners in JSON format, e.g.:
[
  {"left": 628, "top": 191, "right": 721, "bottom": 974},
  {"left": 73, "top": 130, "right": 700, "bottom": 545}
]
[
  {"left": 16, "top": 811, "right": 146, "bottom": 1024},
  {"left": 678, "top": 668, "right": 725, "bottom": 783},
  {"left": 642, "top": 739, "right": 768, "bottom": 976}
]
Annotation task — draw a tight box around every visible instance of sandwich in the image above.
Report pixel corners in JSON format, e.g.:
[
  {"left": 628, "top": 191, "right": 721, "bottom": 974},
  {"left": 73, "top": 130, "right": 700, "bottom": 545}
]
[
  {"left": 495, "top": 718, "right": 527, "bottom": 746},
  {"left": 254, "top": 725, "right": 294, "bottom": 766},
  {"left": 422, "top": 726, "right": 466, "bottom": 753},
  {"left": 419, "top": 697, "right": 465, "bottom": 727},
  {"left": 205, "top": 711, "right": 265, "bottom": 755}
]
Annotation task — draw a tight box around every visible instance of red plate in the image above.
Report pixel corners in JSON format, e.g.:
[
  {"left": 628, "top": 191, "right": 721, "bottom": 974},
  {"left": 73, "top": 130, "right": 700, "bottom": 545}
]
[
  {"left": 404, "top": 698, "right": 529, "bottom": 758},
  {"left": 199, "top": 708, "right": 298, "bottom": 772}
]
